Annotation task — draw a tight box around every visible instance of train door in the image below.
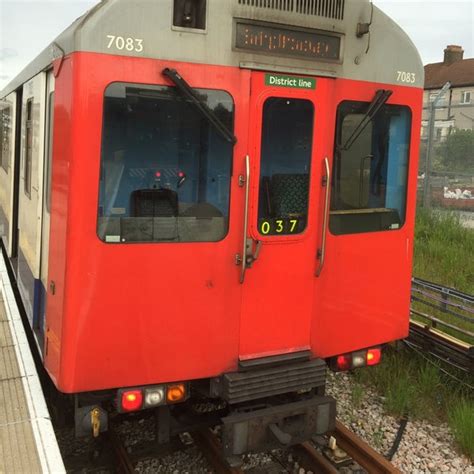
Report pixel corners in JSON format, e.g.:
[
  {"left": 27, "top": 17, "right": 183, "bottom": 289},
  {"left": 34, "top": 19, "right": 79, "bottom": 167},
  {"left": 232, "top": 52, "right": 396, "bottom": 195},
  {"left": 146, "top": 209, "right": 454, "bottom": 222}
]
[
  {"left": 17, "top": 72, "right": 47, "bottom": 328},
  {"left": 239, "top": 71, "right": 333, "bottom": 359},
  {"left": 38, "top": 72, "right": 55, "bottom": 346}
]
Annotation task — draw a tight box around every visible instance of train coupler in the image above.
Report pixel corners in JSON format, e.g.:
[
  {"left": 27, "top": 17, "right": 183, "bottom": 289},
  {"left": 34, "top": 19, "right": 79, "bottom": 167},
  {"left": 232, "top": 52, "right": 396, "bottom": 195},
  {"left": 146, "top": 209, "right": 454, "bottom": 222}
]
[
  {"left": 75, "top": 404, "right": 108, "bottom": 437},
  {"left": 221, "top": 395, "right": 335, "bottom": 457}
]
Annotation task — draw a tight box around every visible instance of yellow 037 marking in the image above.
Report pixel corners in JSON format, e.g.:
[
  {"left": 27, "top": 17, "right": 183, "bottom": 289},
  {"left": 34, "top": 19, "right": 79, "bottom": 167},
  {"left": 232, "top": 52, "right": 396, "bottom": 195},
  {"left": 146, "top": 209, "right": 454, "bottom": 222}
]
[{"left": 261, "top": 221, "right": 271, "bottom": 235}]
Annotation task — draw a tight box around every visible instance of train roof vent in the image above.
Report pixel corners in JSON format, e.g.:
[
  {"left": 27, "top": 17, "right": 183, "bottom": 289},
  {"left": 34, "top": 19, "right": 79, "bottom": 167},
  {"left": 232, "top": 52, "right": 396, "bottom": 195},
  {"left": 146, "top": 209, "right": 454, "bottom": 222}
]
[{"left": 237, "top": 0, "right": 345, "bottom": 20}]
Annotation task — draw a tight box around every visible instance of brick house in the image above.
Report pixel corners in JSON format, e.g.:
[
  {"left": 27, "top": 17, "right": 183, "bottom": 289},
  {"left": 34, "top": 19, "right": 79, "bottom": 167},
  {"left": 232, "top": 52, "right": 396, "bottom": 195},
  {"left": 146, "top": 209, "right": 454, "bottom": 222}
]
[{"left": 422, "top": 45, "right": 474, "bottom": 142}]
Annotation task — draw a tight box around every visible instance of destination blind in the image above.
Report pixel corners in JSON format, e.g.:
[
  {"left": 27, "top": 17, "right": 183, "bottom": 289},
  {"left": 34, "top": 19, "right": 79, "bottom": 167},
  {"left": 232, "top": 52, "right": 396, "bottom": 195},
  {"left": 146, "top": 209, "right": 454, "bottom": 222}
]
[{"left": 235, "top": 21, "right": 341, "bottom": 61}]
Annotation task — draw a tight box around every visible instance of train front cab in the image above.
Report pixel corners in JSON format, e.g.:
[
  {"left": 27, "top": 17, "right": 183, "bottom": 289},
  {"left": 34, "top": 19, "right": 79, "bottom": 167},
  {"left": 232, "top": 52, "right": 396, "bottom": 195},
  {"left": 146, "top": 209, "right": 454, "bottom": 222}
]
[
  {"left": 41, "top": 54, "right": 421, "bottom": 457},
  {"left": 0, "top": 0, "right": 423, "bottom": 460}
]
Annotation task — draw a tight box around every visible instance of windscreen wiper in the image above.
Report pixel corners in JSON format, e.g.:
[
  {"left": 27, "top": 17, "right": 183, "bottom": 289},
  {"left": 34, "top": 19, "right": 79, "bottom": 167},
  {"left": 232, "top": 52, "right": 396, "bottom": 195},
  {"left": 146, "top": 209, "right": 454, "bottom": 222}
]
[
  {"left": 162, "top": 68, "right": 237, "bottom": 145},
  {"left": 340, "top": 89, "right": 393, "bottom": 151}
]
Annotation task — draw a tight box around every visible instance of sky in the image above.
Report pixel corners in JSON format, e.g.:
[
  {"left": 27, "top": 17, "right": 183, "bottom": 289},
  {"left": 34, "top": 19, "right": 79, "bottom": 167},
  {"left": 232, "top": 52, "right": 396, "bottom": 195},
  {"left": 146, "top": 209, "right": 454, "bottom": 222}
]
[{"left": 0, "top": 0, "right": 473, "bottom": 91}]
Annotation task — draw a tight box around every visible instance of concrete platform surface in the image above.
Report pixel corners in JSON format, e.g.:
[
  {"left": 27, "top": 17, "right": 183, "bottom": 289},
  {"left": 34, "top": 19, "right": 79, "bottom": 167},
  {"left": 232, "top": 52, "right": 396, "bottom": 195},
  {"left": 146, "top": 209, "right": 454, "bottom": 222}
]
[{"left": 0, "top": 256, "right": 64, "bottom": 473}]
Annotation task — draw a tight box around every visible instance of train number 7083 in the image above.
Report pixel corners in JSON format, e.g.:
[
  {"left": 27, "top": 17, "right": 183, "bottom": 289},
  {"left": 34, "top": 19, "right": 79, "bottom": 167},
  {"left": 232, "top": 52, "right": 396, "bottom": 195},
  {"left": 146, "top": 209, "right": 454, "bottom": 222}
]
[
  {"left": 397, "top": 71, "right": 416, "bottom": 84},
  {"left": 106, "top": 35, "right": 144, "bottom": 53}
]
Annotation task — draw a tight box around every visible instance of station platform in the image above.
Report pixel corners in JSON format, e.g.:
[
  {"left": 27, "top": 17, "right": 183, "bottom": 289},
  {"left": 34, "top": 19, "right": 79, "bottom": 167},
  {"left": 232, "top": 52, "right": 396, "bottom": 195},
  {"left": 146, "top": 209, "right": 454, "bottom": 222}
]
[{"left": 0, "top": 255, "right": 64, "bottom": 473}]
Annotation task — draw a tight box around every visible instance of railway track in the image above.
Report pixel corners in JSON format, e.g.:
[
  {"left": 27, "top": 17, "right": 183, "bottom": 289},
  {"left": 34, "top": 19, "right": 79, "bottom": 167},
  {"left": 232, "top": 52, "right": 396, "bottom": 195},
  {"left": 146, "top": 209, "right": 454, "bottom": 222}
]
[
  {"left": 409, "top": 277, "right": 473, "bottom": 374},
  {"left": 101, "top": 420, "right": 401, "bottom": 473}
]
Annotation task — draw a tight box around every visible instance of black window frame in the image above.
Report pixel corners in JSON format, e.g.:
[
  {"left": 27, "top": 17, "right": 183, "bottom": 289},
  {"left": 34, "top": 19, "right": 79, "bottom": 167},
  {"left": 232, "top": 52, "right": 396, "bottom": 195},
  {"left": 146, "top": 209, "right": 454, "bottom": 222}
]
[
  {"left": 256, "top": 96, "right": 315, "bottom": 238},
  {"left": 97, "top": 81, "right": 236, "bottom": 245},
  {"left": 24, "top": 98, "right": 34, "bottom": 198},
  {"left": 329, "top": 99, "right": 413, "bottom": 236}
]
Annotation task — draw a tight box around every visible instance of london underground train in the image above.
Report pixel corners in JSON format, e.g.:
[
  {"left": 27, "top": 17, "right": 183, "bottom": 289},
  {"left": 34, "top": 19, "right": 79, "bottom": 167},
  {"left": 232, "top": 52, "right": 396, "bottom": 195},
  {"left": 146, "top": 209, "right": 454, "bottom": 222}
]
[{"left": 0, "top": 0, "right": 423, "bottom": 458}]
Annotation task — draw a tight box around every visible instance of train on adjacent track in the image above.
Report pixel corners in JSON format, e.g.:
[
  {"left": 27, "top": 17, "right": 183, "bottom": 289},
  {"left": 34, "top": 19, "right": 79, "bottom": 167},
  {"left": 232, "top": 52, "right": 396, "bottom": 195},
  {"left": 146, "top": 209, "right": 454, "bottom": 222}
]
[{"left": 0, "top": 0, "right": 423, "bottom": 461}]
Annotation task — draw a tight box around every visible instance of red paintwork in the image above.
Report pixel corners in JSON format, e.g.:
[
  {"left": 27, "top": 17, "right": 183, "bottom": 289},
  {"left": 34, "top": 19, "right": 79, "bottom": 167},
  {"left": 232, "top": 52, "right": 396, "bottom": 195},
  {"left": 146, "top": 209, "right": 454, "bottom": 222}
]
[{"left": 44, "top": 52, "right": 422, "bottom": 393}]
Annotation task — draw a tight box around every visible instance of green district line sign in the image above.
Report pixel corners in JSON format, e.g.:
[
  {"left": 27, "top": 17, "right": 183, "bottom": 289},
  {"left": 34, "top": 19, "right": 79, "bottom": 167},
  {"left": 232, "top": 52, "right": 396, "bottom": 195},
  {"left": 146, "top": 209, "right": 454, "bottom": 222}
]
[{"left": 265, "top": 73, "right": 316, "bottom": 90}]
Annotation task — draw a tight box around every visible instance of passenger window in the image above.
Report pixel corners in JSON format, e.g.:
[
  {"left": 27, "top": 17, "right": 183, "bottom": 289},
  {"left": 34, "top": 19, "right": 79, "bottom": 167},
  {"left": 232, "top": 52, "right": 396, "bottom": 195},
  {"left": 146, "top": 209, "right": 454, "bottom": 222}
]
[
  {"left": 98, "top": 83, "right": 234, "bottom": 243},
  {"left": 257, "top": 98, "right": 314, "bottom": 236},
  {"left": 24, "top": 99, "right": 33, "bottom": 197},
  {"left": 0, "top": 103, "right": 11, "bottom": 173},
  {"left": 330, "top": 101, "right": 411, "bottom": 235}
]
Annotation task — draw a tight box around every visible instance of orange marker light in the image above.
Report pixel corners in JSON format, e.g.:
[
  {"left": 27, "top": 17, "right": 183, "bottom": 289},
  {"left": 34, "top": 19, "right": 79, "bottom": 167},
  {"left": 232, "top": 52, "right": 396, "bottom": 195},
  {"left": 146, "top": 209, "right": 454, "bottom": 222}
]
[
  {"left": 167, "top": 383, "right": 186, "bottom": 403},
  {"left": 367, "top": 347, "right": 382, "bottom": 366}
]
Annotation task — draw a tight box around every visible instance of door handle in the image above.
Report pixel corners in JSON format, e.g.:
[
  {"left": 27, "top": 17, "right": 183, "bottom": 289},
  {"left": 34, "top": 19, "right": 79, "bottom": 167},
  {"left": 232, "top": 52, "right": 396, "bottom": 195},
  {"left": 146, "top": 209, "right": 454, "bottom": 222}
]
[
  {"left": 236, "top": 155, "right": 251, "bottom": 284},
  {"left": 315, "top": 157, "right": 331, "bottom": 277}
]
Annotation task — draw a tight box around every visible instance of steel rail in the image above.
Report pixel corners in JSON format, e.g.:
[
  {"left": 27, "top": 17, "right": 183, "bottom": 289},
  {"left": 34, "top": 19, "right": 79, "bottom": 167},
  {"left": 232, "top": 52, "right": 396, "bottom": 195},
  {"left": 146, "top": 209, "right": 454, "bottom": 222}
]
[
  {"left": 411, "top": 309, "right": 474, "bottom": 339},
  {"left": 411, "top": 292, "right": 474, "bottom": 318},
  {"left": 191, "top": 429, "right": 244, "bottom": 474},
  {"left": 107, "top": 424, "right": 135, "bottom": 474},
  {"left": 332, "top": 421, "right": 401, "bottom": 474},
  {"left": 293, "top": 442, "right": 339, "bottom": 473},
  {"left": 412, "top": 277, "right": 474, "bottom": 303}
]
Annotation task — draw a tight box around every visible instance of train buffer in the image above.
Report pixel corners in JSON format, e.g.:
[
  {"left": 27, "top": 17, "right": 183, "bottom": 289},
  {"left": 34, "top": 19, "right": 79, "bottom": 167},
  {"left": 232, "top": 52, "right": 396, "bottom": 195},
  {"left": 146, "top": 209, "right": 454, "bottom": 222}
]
[{"left": 0, "top": 255, "right": 64, "bottom": 473}]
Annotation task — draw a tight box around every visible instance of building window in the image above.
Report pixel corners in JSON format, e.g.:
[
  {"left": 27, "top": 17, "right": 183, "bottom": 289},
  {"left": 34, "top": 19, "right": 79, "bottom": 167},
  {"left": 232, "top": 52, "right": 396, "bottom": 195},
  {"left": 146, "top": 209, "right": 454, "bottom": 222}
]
[
  {"left": 460, "top": 91, "right": 471, "bottom": 104},
  {"left": 0, "top": 104, "right": 11, "bottom": 173},
  {"left": 98, "top": 82, "right": 234, "bottom": 244},
  {"left": 24, "top": 99, "right": 33, "bottom": 197}
]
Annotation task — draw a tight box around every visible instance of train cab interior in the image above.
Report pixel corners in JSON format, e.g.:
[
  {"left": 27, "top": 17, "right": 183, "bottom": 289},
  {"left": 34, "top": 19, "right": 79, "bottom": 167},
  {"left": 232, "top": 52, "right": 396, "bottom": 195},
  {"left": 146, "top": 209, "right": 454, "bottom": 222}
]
[{"left": 98, "top": 82, "right": 234, "bottom": 243}]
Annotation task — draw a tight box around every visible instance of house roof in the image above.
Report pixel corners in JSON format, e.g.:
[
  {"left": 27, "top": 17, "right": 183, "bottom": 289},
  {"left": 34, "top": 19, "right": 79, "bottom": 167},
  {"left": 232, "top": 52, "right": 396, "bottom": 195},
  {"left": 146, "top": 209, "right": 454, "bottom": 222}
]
[{"left": 425, "top": 58, "right": 474, "bottom": 90}]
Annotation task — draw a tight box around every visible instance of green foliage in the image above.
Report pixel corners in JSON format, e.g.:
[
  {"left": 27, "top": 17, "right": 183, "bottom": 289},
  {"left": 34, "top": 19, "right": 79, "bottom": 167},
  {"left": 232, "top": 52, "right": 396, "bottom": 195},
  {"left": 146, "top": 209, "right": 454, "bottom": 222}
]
[
  {"left": 351, "top": 383, "right": 364, "bottom": 409},
  {"left": 448, "top": 399, "right": 474, "bottom": 458},
  {"left": 414, "top": 208, "right": 474, "bottom": 294},
  {"left": 435, "top": 129, "right": 474, "bottom": 172},
  {"left": 353, "top": 347, "right": 474, "bottom": 459}
]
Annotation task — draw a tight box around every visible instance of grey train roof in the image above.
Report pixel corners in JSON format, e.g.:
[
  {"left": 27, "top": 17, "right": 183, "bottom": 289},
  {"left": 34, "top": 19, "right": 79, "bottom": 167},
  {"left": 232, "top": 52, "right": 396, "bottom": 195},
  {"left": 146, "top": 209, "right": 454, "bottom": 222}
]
[{"left": 1, "top": 0, "right": 424, "bottom": 98}]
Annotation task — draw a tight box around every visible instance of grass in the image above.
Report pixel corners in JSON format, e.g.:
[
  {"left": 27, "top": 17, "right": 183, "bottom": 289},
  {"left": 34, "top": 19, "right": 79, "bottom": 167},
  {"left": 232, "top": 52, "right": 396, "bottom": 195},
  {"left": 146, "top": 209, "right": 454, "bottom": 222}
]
[
  {"left": 414, "top": 208, "right": 474, "bottom": 294},
  {"left": 448, "top": 399, "right": 474, "bottom": 459},
  {"left": 351, "top": 209, "right": 474, "bottom": 458},
  {"left": 353, "top": 347, "right": 474, "bottom": 458}
]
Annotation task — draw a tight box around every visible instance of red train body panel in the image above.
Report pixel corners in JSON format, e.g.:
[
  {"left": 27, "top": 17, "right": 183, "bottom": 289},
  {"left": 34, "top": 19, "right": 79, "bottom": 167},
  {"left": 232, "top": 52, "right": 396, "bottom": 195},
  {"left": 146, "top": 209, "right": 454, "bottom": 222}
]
[
  {"left": 43, "top": 52, "right": 422, "bottom": 393},
  {"left": 0, "top": 0, "right": 424, "bottom": 454}
]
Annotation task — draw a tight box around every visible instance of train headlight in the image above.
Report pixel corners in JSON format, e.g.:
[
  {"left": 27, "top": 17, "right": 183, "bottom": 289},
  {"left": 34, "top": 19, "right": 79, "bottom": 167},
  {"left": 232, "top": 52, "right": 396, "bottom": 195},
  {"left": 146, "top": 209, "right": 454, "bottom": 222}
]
[
  {"left": 352, "top": 351, "right": 366, "bottom": 368},
  {"left": 144, "top": 387, "right": 165, "bottom": 408}
]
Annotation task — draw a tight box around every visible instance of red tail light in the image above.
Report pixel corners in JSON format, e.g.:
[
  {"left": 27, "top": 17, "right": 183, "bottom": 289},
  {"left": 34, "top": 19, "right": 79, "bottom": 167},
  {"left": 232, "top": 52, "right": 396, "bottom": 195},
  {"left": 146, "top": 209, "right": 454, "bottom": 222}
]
[
  {"left": 330, "top": 346, "right": 382, "bottom": 372},
  {"left": 336, "top": 354, "right": 351, "bottom": 371},
  {"left": 121, "top": 390, "right": 143, "bottom": 412}
]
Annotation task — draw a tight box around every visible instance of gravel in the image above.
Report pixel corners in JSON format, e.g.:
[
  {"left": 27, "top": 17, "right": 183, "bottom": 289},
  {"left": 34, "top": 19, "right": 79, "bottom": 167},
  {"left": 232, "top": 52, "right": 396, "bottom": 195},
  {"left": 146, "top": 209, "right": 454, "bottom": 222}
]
[{"left": 326, "top": 371, "right": 474, "bottom": 473}]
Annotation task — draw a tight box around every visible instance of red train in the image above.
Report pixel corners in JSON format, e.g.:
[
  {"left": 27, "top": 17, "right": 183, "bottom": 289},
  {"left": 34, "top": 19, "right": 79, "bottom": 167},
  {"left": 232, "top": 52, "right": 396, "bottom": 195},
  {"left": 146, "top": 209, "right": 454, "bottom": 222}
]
[{"left": 0, "top": 0, "right": 423, "bottom": 458}]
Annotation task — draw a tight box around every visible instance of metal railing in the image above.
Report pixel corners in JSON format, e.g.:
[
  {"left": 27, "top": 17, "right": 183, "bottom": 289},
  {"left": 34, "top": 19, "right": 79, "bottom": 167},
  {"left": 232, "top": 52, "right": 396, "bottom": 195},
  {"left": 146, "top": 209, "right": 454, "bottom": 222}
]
[{"left": 409, "top": 277, "right": 473, "bottom": 374}]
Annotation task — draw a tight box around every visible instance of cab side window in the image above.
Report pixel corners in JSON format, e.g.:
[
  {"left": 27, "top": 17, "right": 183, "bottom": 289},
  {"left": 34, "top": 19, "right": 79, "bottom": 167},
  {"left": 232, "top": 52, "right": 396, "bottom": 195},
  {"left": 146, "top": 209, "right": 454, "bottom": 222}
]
[{"left": 330, "top": 101, "right": 411, "bottom": 235}]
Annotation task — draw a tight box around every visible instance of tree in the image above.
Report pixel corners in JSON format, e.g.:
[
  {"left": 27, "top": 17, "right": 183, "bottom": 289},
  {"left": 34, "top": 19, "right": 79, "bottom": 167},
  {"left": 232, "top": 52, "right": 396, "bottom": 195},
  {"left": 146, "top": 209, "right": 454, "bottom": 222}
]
[{"left": 436, "top": 129, "right": 474, "bottom": 172}]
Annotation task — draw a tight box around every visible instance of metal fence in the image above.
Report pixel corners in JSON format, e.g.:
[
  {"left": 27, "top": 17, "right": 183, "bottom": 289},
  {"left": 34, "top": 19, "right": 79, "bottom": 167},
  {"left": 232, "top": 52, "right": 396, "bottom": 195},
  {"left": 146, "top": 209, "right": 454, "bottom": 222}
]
[
  {"left": 418, "top": 82, "right": 474, "bottom": 218},
  {"left": 418, "top": 88, "right": 474, "bottom": 217}
]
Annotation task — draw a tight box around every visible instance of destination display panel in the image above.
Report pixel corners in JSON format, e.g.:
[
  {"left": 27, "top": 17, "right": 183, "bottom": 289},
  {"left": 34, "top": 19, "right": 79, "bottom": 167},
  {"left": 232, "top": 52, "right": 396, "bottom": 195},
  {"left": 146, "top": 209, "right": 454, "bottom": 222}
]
[{"left": 235, "top": 21, "right": 341, "bottom": 61}]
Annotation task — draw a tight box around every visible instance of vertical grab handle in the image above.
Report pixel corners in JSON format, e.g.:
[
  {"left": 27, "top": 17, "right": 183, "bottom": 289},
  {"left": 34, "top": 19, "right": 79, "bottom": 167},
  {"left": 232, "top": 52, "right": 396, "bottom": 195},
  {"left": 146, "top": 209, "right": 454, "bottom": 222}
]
[
  {"left": 316, "top": 157, "right": 331, "bottom": 277},
  {"left": 239, "top": 155, "right": 251, "bottom": 283}
]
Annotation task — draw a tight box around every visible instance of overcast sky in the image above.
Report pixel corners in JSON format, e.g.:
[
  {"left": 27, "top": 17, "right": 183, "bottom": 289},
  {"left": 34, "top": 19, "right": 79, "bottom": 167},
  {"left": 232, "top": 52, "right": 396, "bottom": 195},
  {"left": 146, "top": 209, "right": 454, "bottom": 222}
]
[{"left": 0, "top": 0, "right": 473, "bottom": 91}]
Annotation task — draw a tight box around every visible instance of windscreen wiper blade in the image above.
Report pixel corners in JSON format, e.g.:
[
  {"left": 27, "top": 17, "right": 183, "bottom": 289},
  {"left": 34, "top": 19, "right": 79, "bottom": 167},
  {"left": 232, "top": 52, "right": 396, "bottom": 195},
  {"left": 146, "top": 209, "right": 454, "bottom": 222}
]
[
  {"left": 162, "top": 68, "right": 237, "bottom": 145},
  {"left": 340, "top": 89, "right": 393, "bottom": 151}
]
